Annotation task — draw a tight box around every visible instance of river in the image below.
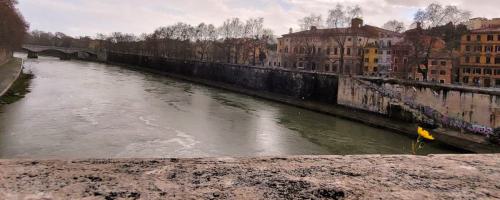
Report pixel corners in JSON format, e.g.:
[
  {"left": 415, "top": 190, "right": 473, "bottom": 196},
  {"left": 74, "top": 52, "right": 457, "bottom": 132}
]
[{"left": 0, "top": 54, "right": 458, "bottom": 159}]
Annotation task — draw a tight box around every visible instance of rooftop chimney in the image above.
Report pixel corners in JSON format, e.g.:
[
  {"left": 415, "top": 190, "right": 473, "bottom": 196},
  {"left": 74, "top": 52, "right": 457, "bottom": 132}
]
[
  {"left": 310, "top": 26, "right": 317, "bottom": 31},
  {"left": 351, "top": 18, "right": 363, "bottom": 28},
  {"left": 289, "top": 28, "right": 293, "bottom": 34}
]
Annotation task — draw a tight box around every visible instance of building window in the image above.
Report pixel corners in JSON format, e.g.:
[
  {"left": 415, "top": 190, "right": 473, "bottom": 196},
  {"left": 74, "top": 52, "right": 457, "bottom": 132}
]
[
  {"left": 403, "top": 58, "right": 408, "bottom": 64},
  {"left": 496, "top": 57, "right": 500, "bottom": 64},
  {"left": 373, "top": 66, "right": 378, "bottom": 72},
  {"left": 317, "top": 48, "right": 322, "bottom": 54},
  {"left": 488, "top": 35, "right": 494, "bottom": 41},
  {"left": 464, "top": 68, "right": 471, "bottom": 74},
  {"left": 473, "top": 77, "right": 480, "bottom": 85},
  {"left": 477, "top": 35, "right": 481, "bottom": 41},
  {"left": 440, "top": 70, "right": 446, "bottom": 75},
  {"left": 326, "top": 48, "right": 331, "bottom": 55},
  {"left": 348, "top": 37, "right": 352, "bottom": 41},
  {"left": 465, "top": 56, "right": 470, "bottom": 63},
  {"left": 431, "top": 70, "right": 437, "bottom": 75},
  {"left": 347, "top": 48, "right": 351, "bottom": 55},
  {"left": 486, "top": 78, "right": 492, "bottom": 87},
  {"left": 475, "top": 46, "right": 482, "bottom": 52},
  {"left": 374, "top": 58, "right": 379, "bottom": 63},
  {"left": 485, "top": 68, "right": 492, "bottom": 75},
  {"left": 375, "top": 49, "right": 378, "bottom": 54},
  {"left": 387, "top": 50, "right": 391, "bottom": 55},
  {"left": 496, "top": 79, "right": 500, "bottom": 87},
  {"left": 395, "top": 58, "right": 399, "bottom": 64},
  {"left": 431, "top": 61, "right": 438, "bottom": 65},
  {"left": 440, "top": 80, "right": 445, "bottom": 84},
  {"left": 498, "top": 35, "right": 500, "bottom": 41},
  {"left": 463, "top": 76, "right": 469, "bottom": 83},
  {"left": 474, "top": 68, "right": 482, "bottom": 74},
  {"left": 487, "top": 57, "right": 491, "bottom": 64},
  {"left": 334, "top": 48, "right": 338, "bottom": 55},
  {"left": 465, "top": 45, "right": 471, "bottom": 52},
  {"left": 364, "top": 58, "right": 369, "bottom": 62},
  {"left": 486, "top": 46, "right": 492, "bottom": 52},
  {"left": 440, "top": 61, "right": 447, "bottom": 66},
  {"left": 495, "top": 69, "right": 500, "bottom": 75},
  {"left": 476, "top": 57, "right": 481, "bottom": 64},
  {"left": 467, "top": 35, "right": 471, "bottom": 41}
]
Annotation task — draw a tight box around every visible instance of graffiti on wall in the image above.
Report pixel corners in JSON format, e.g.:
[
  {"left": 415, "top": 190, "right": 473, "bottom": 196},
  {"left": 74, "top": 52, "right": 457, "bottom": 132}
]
[{"left": 352, "top": 78, "right": 495, "bottom": 137}]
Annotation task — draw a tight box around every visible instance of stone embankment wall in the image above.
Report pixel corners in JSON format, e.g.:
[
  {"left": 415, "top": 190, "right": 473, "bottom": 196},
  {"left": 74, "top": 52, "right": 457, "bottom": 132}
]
[
  {"left": 338, "top": 76, "right": 500, "bottom": 137},
  {"left": 107, "top": 52, "right": 339, "bottom": 104},
  {"left": 0, "top": 48, "right": 12, "bottom": 65}
]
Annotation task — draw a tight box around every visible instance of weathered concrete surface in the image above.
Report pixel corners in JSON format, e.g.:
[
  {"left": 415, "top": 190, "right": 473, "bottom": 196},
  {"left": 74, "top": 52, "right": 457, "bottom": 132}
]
[
  {"left": 338, "top": 76, "right": 500, "bottom": 132},
  {"left": 0, "top": 155, "right": 499, "bottom": 199},
  {"left": 0, "top": 58, "right": 23, "bottom": 97}
]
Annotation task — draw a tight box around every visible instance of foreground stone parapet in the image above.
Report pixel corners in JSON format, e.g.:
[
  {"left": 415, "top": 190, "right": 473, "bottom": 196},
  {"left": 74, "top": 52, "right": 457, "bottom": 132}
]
[{"left": 0, "top": 154, "right": 499, "bottom": 199}]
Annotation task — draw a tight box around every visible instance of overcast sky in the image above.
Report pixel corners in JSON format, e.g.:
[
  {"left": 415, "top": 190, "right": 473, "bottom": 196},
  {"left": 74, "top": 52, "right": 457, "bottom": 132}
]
[{"left": 17, "top": 0, "right": 499, "bottom": 37}]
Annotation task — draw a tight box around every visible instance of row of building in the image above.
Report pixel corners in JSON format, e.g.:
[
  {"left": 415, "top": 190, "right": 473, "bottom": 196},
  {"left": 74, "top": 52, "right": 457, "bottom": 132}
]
[{"left": 270, "top": 18, "right": 500, "bottom": 88}]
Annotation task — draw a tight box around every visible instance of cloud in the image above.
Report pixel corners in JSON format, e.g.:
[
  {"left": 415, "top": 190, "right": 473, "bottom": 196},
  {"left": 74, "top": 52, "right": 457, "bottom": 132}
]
[{"left": 16, "top": 0, "right": 499, "bottom": 37}]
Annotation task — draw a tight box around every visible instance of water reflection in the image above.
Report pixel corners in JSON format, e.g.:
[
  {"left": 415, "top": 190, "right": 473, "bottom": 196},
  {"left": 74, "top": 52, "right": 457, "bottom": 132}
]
[{"left": 0, "top": 54, "right": 459, "bottom": 159}]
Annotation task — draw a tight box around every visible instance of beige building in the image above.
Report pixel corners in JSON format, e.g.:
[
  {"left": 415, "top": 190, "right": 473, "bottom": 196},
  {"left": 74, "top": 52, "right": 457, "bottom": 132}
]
[
  {"left": 276, "top": 19, "right": 396, "bottom": 75},
  {"left": 468, "top": 18, "right": 500, "bottom": 30}
]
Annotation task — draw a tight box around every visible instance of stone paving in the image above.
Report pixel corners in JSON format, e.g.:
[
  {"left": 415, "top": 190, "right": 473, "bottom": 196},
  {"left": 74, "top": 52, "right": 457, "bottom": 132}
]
[{"left": 0, "top": 154, "right": 499, "bottom": 199}]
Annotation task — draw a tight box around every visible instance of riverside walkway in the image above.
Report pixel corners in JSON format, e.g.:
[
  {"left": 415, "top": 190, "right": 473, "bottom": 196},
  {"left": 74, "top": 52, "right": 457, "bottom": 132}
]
[
  {"left": 0, "top": 58, "right": 22, "bottom": 97},
  {"left": 0, "top": 154, "right": 498, "bottom": 199}
]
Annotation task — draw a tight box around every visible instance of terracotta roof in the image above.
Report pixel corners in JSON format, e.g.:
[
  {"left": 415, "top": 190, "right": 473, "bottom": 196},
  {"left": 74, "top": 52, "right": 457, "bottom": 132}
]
[{"left": 281, "top": 25, "right": 400, "bottom": 38}]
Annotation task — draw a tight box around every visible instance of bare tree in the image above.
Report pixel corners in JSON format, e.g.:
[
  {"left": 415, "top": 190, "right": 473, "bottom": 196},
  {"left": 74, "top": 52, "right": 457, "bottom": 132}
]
[
  {"left": 409, "top": 3, "right": 471, "bottom": 81},
  {"left": 299, "top": 14, "right": 323, "bottom": 31},
  {"left": 325, "top": 4, "right": 362, "bottom": 74},
  {"left": 383, "top": 20, "right": 406, "bottom": 33},
  {"left": 0, "top": 0, "right": 28, "bottom": 50},
  {"left": 219, "top": 18, "right": 244, "bottom": 63},
  {"left": 194, "top": 23, "right": 218, "bottom": 61}
]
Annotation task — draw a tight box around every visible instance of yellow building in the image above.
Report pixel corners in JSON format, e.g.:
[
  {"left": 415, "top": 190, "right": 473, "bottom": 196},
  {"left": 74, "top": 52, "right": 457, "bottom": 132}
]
[
  {"left": 460, "top": 27, "right": 500, "bottom": 87},
  {"left": 363, "top": 44, "right": 378, "bottom": 76}
]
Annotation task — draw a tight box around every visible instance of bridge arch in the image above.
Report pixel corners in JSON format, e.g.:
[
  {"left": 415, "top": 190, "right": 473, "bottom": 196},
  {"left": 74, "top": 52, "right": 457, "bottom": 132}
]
[{"left": 21, "top": 45, "right": 97, "bottom": 60}]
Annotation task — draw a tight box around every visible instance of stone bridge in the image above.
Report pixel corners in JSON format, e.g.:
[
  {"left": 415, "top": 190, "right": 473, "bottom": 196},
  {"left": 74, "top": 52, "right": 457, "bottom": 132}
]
[{"left": 22, "top": 45, "right": 97, "bottom": 60}]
